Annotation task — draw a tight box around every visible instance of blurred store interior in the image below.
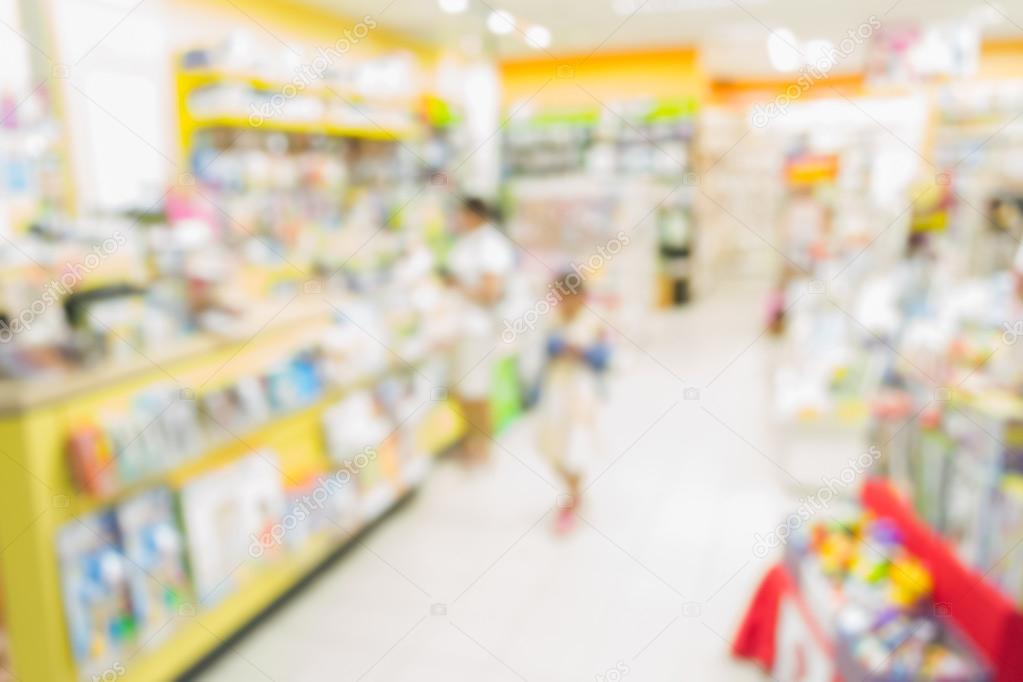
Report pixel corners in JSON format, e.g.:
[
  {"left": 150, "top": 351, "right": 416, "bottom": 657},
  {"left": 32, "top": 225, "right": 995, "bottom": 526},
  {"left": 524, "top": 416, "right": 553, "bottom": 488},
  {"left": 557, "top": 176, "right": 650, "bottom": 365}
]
[{"left": 2, "top": 0, "right": 1023, "bottom": 680}]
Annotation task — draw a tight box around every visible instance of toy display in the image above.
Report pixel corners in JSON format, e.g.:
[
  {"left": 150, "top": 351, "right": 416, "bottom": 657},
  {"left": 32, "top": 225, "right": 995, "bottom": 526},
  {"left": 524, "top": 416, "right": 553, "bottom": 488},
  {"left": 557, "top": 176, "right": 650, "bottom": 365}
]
[
  {"left": 788, "top": 514, "right": 990, "bottom": 681},
  {"left": 836, "top": 609, "right": 988, "bottom": 681}
]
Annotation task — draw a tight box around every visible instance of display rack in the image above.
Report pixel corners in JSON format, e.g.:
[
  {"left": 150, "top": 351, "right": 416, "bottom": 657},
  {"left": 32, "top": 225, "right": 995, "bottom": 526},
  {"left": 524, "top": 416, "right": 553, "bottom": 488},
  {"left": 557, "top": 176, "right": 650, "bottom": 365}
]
[
  {"left": 734, "top": 480, "right": 1023, "bottom": 681},
  {"left": 0, "top": 305, "right": 464, "bottom": 682},
  {"left": 175, "top": 67, "right": 417, "bottom": 156},
  {"left": 862, "top": 479, "right": 1023, "bottom": 681}
]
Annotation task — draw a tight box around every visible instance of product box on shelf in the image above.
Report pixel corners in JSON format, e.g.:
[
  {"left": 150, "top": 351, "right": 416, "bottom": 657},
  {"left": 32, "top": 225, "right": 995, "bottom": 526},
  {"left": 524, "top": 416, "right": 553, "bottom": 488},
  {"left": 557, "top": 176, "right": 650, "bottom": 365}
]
[
  {"left": 988, "top": 475, "right": 1023, "bottom": 606},
  {"left": 913, "top": 413, "right": 955, "bottom": 530},
  {"left": 55, "top": 511, "right": 137, "bottom": 675},
  {"left": 67, "top": 384, "right": 204, "bottom": 496},
  {"left": 67, "top": 421, "right": 119, "bottom": 497},
  {"left": 943, "top": 404, "right": 1022, "bottom": 571},
  {"left": 116, "top": 488, "right": 191, "bottom": 645},
  {"left": 322, "top": 391, "right": 390, "bottom": 465},
  {"left": 834, "top": 608, "right": 991, "bottom": 682},
  {"left": 279, "top": 469, "right": 360, "bottom": 551},
  {"left": 66, "top": 345, "right": 329, "bottom": 501},
  {"left": 179, "top": 451, "right": 285, "bottom": 606}
]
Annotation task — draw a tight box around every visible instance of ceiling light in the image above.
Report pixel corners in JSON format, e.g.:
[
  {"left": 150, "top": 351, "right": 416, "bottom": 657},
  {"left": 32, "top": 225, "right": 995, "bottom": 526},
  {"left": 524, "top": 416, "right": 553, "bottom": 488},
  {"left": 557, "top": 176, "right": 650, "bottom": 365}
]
[
  {"left": 767, "top": 28, "right": 802, "bottom": 72},
  {"left": 525, "top": 25, "right": 551, "bottom": 49},
  {"left": 438, "top": 0, "right": 469, "bottom": 14},
  {"left": 487, "top": 10, "right": 516, "bottom": 35}
]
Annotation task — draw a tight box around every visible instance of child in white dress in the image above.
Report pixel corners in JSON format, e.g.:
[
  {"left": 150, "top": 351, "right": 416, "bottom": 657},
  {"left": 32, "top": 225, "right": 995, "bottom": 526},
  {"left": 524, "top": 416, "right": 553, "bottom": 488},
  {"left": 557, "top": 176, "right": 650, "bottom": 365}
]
[{"left": 536, "top": 274, "right": 610, "bottom": 532}]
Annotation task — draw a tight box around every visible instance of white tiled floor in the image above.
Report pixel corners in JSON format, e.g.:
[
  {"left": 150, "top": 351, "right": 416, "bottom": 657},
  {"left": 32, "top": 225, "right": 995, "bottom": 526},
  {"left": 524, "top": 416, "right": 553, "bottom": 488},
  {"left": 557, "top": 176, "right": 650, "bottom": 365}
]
[{"left": 197, "top": 279, "right": 801, "bottom": 682}]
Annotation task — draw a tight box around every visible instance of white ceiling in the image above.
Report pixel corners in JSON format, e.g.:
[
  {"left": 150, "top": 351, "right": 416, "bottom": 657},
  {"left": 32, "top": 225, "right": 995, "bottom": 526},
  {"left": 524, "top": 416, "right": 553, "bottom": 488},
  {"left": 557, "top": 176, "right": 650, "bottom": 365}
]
[{"left": 305, "top": 0, "right": 1022, "bottom": 61}]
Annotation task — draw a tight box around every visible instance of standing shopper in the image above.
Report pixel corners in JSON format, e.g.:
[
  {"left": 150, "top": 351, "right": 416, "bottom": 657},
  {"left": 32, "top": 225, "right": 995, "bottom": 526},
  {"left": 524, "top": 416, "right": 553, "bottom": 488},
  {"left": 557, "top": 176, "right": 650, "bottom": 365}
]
[
  {"left": 536, "top": 274, "right": 610, "bottom": 533},
  {"left": 447, "top": 197, "right": 515, "bottom": 465}
]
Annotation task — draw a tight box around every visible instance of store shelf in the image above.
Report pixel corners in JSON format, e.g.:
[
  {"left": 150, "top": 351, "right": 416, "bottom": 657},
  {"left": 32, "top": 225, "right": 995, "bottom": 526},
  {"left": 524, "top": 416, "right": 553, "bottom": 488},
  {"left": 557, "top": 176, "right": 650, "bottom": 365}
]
[
  {"left": 0, "top": 297, "right": 330, "bottom": 415},
  {"left": 175, "top": 65, "right": 418, "bottom": 149},
  {"left": 0, "top": 301, "right": 464, "bottom": 681},
  {"left": 862, "top": 478, "right": 1023, "bottom": 682},
  {"left": 124, "top": 486, "right": 417, "bottom": 682},
  {"left": 59, "top": 371, "right": 388, "bottom": 523},
  {"left": 178, "top": 68, "right": 337, "bottom": 97},
  {"left": 189, "top": 114, "right": 414, "bottom": 140},
  {"left": 177, "top": 68, "right": 415, "bottom": 107}
]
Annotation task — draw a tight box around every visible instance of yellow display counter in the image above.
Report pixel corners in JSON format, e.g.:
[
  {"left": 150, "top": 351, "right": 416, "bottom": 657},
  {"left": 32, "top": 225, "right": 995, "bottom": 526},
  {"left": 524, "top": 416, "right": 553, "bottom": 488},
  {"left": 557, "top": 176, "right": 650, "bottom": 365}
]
[{"left": 0, "top": 304, "right": 463, "bottom": 681}]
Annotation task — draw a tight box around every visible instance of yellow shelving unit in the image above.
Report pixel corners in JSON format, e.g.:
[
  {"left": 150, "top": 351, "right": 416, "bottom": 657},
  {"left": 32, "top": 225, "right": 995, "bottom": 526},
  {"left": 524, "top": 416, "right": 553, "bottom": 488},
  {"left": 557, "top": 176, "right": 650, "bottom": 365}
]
[
  {"left": 0, "top": 305, "right": 465, "bottom": 681},
  {"left": 174, "top": 64, "right": 417, "bottom": 163}
]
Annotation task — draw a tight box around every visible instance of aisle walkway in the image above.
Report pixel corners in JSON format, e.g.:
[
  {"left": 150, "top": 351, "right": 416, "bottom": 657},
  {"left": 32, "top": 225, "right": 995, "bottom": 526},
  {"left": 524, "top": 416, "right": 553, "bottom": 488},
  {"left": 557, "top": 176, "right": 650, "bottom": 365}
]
[{"left": 198, "top": 279, "right": 797, "bottom": 682}]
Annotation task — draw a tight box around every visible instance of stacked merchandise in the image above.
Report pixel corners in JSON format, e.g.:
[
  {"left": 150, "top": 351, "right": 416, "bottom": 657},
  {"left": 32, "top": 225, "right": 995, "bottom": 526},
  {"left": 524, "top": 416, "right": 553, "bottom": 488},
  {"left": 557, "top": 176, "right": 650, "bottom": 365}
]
[
  {"left": 0, "top": 17, "right": 482, "bottom": 682},
  {"left": 502, "top": 98, "right": 697, "bottom": 179},
  {"left": 179, "top": 38, "right": 418, "bottom": 133},
  {"left": 322, "top": 388, "right": 406, "bottom": 520},
  {"left": 49, "top": 266, "right": 466, "bottom": 678},
  {"left": 178, "top": 453, "right": 291, "bottom": 606},
  {"left": 772, "top": 287, "right": 886, "bottom": 428},
  {"left": 699, "top": 98, "right": 925, "bottom": 292},
  {"left": 757, "top": 100, "right": 930, "bottom": 485},
  {"left": 174, "top": 36, "right": 456, "bottom": 308},
  {"left": 0, "top": 82, "right": 64, "bottom": 235},
  {"left": 0, "top": 0, "right": 64, "bottom": 239},
  {"left": 0, "top": 218, "right": 150, "bottom": 373},
  {"left": 56, "top": 487, "right": 191, "bottom": 678},
  {"left": 874, "top": 388, "right": 1023, "bottom": 608},
  {"left": 932, "top": 80, "right": 1023, "bottom": 280},
  {"left": 696, "top": 106, "right": 783, "bottom": 291},
  {"left": 767, "top": 148, "right": 887, "bottom": 485},
  {"left": 56, "top": 371, "right": 438, "bottom": 680},
  {"left": 701, "top": 100, "right": 926, "bottom": 441},
  {"left": 0, "top": 0, "right": 75, "bottom": 372},
  {"left": 66, "top": 346, "right": 326, "bottom": 497},
  {"left": 784, "top": 514, "right": 990, "bottom": 680},
  {"left": 866, "top": 228, "right": 1023, "bottom": 605},
  {"left": 0, "top": 28, "right": 462, "bottom": 383},
  {"left": 181, "top": 131, "right": 432, "bottom": 291}
]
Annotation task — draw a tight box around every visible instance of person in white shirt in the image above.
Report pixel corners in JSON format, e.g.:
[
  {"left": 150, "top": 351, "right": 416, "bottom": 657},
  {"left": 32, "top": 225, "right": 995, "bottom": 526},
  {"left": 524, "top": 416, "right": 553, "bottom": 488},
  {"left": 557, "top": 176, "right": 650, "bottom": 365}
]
[{"left": 446, "top": 197, "right": 515, "bottom": 464}]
